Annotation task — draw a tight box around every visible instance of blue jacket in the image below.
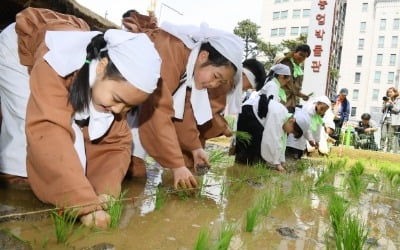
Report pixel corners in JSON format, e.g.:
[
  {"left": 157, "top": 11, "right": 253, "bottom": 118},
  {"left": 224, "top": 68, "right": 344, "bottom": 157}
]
[{"left": 335, "top": 95, "right": 350, "bottom": 123}]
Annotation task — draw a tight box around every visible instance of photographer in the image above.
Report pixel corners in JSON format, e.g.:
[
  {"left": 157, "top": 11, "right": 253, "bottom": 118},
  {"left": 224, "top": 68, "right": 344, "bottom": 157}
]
[
  {"left": 380, "top": 87, "right": 400, "bottom": 153},
  {"left": 354, "top": 113, "right": 378, "bottom": 150},
  {"left": 332, "top": 88, "right": 350, "bottom": 145}
]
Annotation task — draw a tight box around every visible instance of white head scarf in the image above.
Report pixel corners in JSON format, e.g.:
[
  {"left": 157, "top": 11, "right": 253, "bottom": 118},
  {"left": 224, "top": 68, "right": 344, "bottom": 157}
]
[
  {"left": 104, "top": 30, "right": 161, "bottom": 93},
  {"left": 242, "top": 68, "right": 256, "bottom": 89},
  {"left": 43, "top": 29, "right": 161, "bottom": 140},
  {"left": 161, "top": 22, "right": 244, "bottom": 125},
  {"left": 294, "top": 107, "right": 311, "bottom": 134},
  {"left": 304, "top": 95, "right": 331, "bottom": 117},
  {"left": 313, "top": 95, "right": 331, "bottom": 107},
  {"left": 44, "top": 29, "right": 161, "bottom": 93},
  {"left": 270, "top": 63, "right": 291, "bottom": 76}
]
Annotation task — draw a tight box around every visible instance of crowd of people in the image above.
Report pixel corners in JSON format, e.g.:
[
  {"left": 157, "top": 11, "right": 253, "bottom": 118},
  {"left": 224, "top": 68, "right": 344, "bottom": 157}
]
[{"left": 0, "top": 7, "right": 398, "bottom": 229}]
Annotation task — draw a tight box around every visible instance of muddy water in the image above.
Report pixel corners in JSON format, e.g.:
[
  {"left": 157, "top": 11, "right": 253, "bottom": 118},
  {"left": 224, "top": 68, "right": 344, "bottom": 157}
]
[{"left": 0, "top": 146, "right": 399, "bottom": 249}]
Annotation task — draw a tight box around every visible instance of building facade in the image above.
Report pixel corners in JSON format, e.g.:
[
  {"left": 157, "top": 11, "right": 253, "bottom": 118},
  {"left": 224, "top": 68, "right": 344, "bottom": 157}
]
[
  {"left": 337, "top": 0, "right": 400, "bottom": 122},
  {"left": 260, "top": 0, "right": 400, "bottom": 122},
  {"left": 259, "top": 0, "right": 312, "bottom": 44},
  {"left": 259, "top": 0, "right": 346, "bottom": 104}
]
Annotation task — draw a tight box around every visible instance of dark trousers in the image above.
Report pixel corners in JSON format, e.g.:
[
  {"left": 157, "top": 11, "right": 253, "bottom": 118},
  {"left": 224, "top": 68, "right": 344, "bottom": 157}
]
[
  {"left": 235, "top": 105, "right": 265, "bottom": 165},
  {"left": 285, "top": 146, "right": 304, "bottom": 160},
  {"left": 333, "top": 119, "right": 343, "bottom": 145}
]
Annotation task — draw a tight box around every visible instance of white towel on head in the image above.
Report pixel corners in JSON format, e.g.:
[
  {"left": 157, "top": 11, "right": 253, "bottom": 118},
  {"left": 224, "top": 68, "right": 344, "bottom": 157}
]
[
  {"left": 44, "top": 31, "right": 101, "bottom": 77},
  {"left": 104, "top": 29, "right": 161, "bottom": 94},
  {"left": 44, "top": 29, "right": 161, "bottom": 93},
  {"left": 161, "top": 22, "right": 244, "bottom": 124},
  {"left": 43, "top": 29, "right": 161, "bottom": 140}
]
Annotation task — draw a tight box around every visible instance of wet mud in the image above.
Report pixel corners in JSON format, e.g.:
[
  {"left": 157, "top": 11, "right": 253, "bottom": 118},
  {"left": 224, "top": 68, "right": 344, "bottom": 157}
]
[{"left": 0, "top": 143, "right": 399, "bottom": 249}]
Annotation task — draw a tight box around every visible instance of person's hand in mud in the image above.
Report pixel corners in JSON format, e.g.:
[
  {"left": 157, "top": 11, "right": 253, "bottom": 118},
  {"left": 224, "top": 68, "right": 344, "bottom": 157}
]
[
  {"left": 172, "top": 167, "right": 198, "bottom": 190},
  {"left": 192, "top": 148, "right": 210, "bottom": 171},
  {"left": 98, "top": 194, "right": 114, "bottom": 209},
  {"left": 308, "top": 140, "right": 318, "bottom": 148},
  {"left": 80, "top": 210, "right": 111, "bottom": 229}
]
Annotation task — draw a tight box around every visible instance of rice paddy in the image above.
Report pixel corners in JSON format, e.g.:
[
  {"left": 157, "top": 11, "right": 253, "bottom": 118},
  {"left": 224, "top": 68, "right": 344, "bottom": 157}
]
[{"left": 0, "top": 144, "right": 399, "bottom": 249}]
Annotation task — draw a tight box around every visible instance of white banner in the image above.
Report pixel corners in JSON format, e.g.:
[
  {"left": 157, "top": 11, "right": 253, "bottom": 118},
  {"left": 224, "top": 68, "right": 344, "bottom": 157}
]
[{"left": 302, "top": 0, "right": 335, "bottom": 98}]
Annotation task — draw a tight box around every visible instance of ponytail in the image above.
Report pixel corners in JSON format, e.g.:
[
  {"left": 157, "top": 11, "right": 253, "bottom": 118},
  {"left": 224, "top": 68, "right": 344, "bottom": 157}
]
[
  {"left": 263, "top": 70, "right": 276, "bottom": 88},
  {"left": 69, "top": 34, "right": 106, "bottom": 112},
  {"left": 258, "top": 94, "right": 273, "bottom": 119}
]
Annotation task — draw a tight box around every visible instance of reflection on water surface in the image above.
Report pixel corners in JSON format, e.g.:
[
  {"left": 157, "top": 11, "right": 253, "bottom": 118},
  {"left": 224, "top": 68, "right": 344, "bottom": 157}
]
[{"left": 0, "top": 145, "right": 399, "bottom": 250}]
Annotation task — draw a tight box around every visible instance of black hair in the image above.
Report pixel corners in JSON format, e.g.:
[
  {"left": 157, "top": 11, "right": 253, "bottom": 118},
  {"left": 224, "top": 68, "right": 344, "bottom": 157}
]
[
  {"left": 264, "top": 69, "right": 277, "bottom": 86},
  {"left": 69, "top": 34, "right": 125, "bottom": 112},
  {"left": 258, "top": 94, "right": 273, "bottom": 119},
  {"left": 242, "top": 58, "right": 266, "bottom": 91},
  {"left": 199, "top": 42, "right": 237, "bottom": 73},
  {"left": 295, "top": 44, "right": 311, "bottom": 57},
  {"left": 293, "top": 121, "right": 303, "bottom": 139},
  {"left": 361, "top": 113, "right": 371, "bottom": 120},
  {"left": 122, "top": 9, "right": 138, "bottom": 18}
]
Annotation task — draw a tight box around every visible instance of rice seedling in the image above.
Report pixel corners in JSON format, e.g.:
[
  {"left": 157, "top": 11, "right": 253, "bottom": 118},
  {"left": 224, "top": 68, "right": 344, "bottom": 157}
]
[
  {"left": 219, "top": 179, "right": 228, "bottom": 199},
  {"left": 346, "top": 174, "right": 367, "bottom": 198},
  {"left": 225, "top": 115, "right": 236, "bottom": 130},
  {"left": 155, "top": 186, "right": 167, "bottom": 210},
  {"left": 226, "top": 178, "right": 244, "bottom": 195},
  {"left": 225, "top": 115, "right": 252, "bottom": 146},
  {"left": 107, "top": 190, "right": 127, "bottom": 229},
  {"left": 314, "top": 167, "right": 331, "bottom": 187},
  {"left": 176, "top": 190, "right": 190, "bottom": 200},
  {"left": 346, "top": 161, "right": 367, "bottom": 198},
  {"left": 196, "top": 179, "right": 206, "bottom": 199},
  {"left": 380, "top": 167, "right": 400, "bottom": 189},
  {"left": 50, "top": 208, "right": 79, "bottom": 243},
  {"left": 252, "top": 161, "right": 273, "bottom": 181},
  {"left": 40, "top": 235, "right": 49, "bottom": 248},
  {"left": 314, "top": 184, "right": 336, "bottom": 195},
  {"left": 194, "top": 228, "right": 211, "bottom": 250},
  {"left": 327, "top": 158, "right": 348, "bottom": 172},
  {"left": 214, "top": 223, "right": 236, "bottom": 250},
  {"left": 295, "top": 159, "right": 310, "bottom": 172},
  {"left": 234, "top": 131, "right": 252, "bottom": 147},
  {"left": 272, "top": 184, "right": 287, "bottom": 205},
  {"left": 197, "top": 176, "right": 216, "bottom": 199},
  {"left": 328, "top": 194, "right": 348, "bottom": 233},
  {"left": 327, "top": 194, "right": 348, "bottom": 248},
  {"left": 258, "top": 193, "right": 274, "bottom": 216},
  {"left": 349, "top": 161, "right": 365, "bottom": 177},
  {"left": 289, "top": 177, "right": 313, "bottom": 197},
  {"left": 245, "top": 203, "right": 261, "bottom": 232},
  {"left": 364, "top": 172, "right": 379, "bottom": 184},
  {"left": 339, "top": 214, "right": 368, "bottom": 250},
  {"left": 209, "top": 149, "right": 230, "bottom": 165},
  {"left": 314, "top": 159, "right": 346, "bottom": 188}
]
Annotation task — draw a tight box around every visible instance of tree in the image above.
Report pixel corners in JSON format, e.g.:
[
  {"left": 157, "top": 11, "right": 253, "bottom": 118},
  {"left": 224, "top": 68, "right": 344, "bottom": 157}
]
[
  {"left": 257, "top": 40, "right": 282, "bottom": 69},
  {"left": 233, "top": 19, "right": 308, "bottom": 69},
  {"left": 280, "top": 33, "right": 308, "bottom": 53},
  {"left": 233, "top": 19, "right": 260, "bottom": 59}
]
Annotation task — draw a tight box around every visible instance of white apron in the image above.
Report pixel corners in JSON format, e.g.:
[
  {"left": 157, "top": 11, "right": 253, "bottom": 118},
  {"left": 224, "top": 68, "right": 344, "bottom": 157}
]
[
  {"left": 127, "top": 109, "right": 147, "bottom": 159},
  {"left": 0, "top": 23, "right": 103, "bottom": 176},
  {"left": 0, "top": 23, "right": 30, "bottom": 177}
]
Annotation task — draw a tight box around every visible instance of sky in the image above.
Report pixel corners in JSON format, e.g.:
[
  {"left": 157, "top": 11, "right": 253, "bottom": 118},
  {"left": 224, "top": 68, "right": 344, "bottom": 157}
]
[{"left": 76, "top": 0, "right": 262, "bottom": 32}]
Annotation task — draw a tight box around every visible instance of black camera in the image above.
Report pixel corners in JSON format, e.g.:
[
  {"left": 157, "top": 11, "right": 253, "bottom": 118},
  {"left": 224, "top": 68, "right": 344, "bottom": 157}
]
[{"left": 383, "top": 96, "right": 389, "bottom": 101}]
